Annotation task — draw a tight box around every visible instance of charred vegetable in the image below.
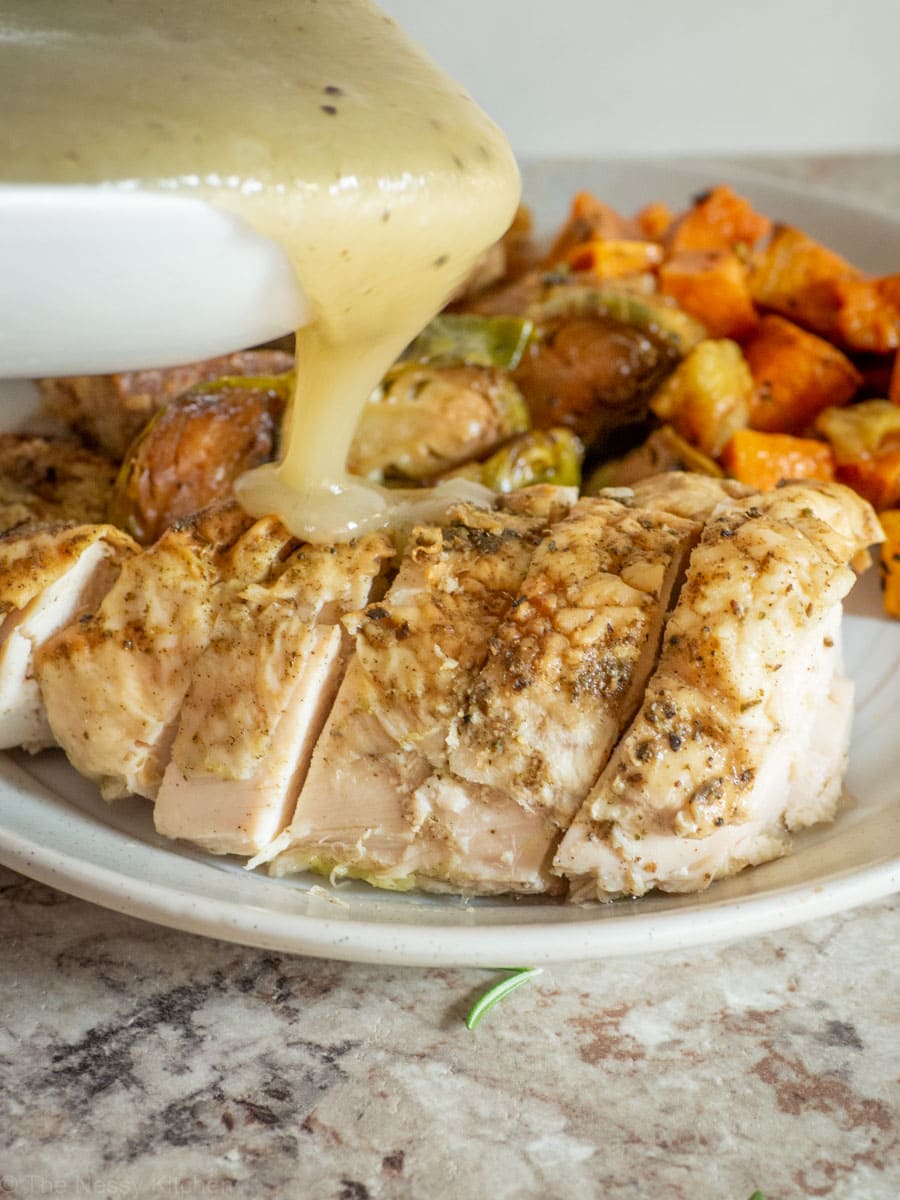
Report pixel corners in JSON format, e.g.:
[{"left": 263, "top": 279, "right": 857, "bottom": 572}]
[
  {"left": 348, "top": 364, "right": 530, "bottom": 483},
  {"left": 108, "top": 374, "right": 291, "bottom": 544}
]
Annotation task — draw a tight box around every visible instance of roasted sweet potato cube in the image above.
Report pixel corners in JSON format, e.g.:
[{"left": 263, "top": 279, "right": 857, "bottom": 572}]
[
  {"left": 649, "top": 338, "right": 752, "bottom": 457},
  {"left": 825, "top": 274, "right": 900, "bottom": 352},
  {"left": 890, "top": 352, "right": 900, "bottom": 406},
  {"left": 665, "top": 185, "right": 772, "bottom": 254},
  {"left": 635, "top": 201, "right": 673, "bottom": 242},
  {"left": 878, "top": 509, "right": 900, "bottom": 617},
  {"left": 721, "top": 429, "right": 835, "bottom": 491},
  {"left": 837, "top": 452, "right": 900, "bottom": 511},
  {"left": 659, "top": 250, "right": 759, "bottom": 340},
  {"left": 744, "top": 315, "right": 861, "bottom": 433},
  {"left": 566, "top": 238, "right": 663, "bottom": 279},
  {"left": 749, "top": 225, "right": 861, "bottom": 333},
  {"left": 544, "top": 191, "right": 637, "bottom": 266}
]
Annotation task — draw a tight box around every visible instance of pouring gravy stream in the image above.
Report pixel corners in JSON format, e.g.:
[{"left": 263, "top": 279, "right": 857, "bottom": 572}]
[{"left": 0, "top": 0, "right": 520, "bottom": 540}]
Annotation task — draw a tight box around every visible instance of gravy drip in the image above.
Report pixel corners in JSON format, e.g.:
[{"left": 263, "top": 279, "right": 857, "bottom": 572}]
[{"left": 1, "top": 0, "right": 520, "bottom": 539}]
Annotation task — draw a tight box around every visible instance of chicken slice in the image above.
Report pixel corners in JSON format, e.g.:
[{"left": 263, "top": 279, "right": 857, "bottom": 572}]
[
  {"left": 154, "top": 625, "right": 344, "bottom": 856},
  {"left": 0, "top": 523, "right": 136, "bottom": 751},
  {"left": 628, "top": 472, "right": 753, "bottom": 521},
  {"left": 267, "top": 488, "right": 575, "bottom": 889},
  {"left": 447, "top": 494, "right": 700, "bottom": 825},
  {"left": 555, "top": 481, "right": 882, "bottom": 899},
  {"left": 154, "top": 531, "right": 394, "bottom": 855},
  {"left": 0, "top": 434, "right": 118, "bottom": 534},
  {"left": 35, "top": 504, "right": 252, "bottom": 800}
]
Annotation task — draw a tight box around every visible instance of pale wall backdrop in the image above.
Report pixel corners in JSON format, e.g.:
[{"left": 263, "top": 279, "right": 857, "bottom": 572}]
[{"left": 378, "top": 0, "right": 900, "bottom": 158}]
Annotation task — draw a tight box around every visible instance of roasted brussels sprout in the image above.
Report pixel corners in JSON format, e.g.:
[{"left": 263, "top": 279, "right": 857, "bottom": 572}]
[
  {"left": 107, "top": 374, "right": 291, "bottom": 544},
  {"left": 348, "top": 364, "right": 530, "bottom": 483},
  {"left": 511, "top": 314, "right": 677, "bottom": 448},
  {"left": 39, "top": 349, "right": 294, "bottom": 460},
  {"left": 527, "top": 284, "right": 707, "bottom": 353},
  {"left": 401, "top": 313, "right": 533, "bottom": 371},
  {"left": 446, "top": 428, "right": 584, "bottom": 493}
]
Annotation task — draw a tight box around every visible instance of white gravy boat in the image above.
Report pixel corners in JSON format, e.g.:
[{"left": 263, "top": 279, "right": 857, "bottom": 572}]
[{"left": 0, "top": 186, "right": 308, "bottom": 377}]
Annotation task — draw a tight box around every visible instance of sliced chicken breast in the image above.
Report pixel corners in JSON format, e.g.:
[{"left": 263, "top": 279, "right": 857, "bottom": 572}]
[
  {"left": 628, "top": 472, "right": 753, "bottom": 522},
  {"left": 555, "top": 481, "right": 883, "bottom": 899},
  {"left": 403, "top": 493, "right": 701, "bottom": 894},
  {"left": 446, "top": 494, "right": 700, "bottom": 825},
  {"left": 154, "top": 532, "right": 393, "bottom": 855},
  {"left": 0, "top": 523, "right": 136, "bottom": 751},
  {"left": 155, "top": 625, "right": 344, "bottom": 856},
  {"left": 0, "top": 434, "right": 118, "bottom": 534},
  {"left": 267, "top": 489, "right": 575, "bottom": 889},
  {"left": 36, "top": 504, "right": 252, "bottom": 800}
]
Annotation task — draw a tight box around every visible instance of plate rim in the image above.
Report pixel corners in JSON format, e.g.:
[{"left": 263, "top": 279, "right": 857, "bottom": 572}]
[{"left": 2, "top": 158, "right": 899, "bottom": 965}]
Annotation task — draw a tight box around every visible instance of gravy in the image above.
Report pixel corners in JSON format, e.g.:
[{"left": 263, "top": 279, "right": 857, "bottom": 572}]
[{"left": 0, "top": 0, "right": 519, "bottom": 539}]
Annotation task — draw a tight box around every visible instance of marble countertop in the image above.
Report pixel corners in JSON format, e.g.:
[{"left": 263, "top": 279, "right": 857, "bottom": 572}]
[{"left": 2, "top": 155, "right": 899, "bottom": 1200}]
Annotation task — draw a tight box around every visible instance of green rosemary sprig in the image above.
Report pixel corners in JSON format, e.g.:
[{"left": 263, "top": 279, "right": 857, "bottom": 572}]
[{"left": 465, "top": 967, "right": 543, "bottom": 1030}]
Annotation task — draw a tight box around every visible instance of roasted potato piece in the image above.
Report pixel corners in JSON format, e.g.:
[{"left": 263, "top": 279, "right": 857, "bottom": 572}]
[
  {"left": 814, "top": 399, "right": 900, "bottom": 463},
  {"left": 348, "top": 364, "right": 530, "bottom": 483},
  {"left": 649, "top": 339, "right": 753, "bottom": 458},
  {"left": 0, "top": 434, "right": 118, "bottom": 533},
  {"left": 815, "top": 400, "right": 900, "bottom": 509},
  {"left": 585, "top": 425, "right": 723, "bottom": 492},
  {"left": 107, "top": 375, "right": 290, "bottom": 544},
  {"left": 39, "top": 348, "right": 294, "bottom": 460}
]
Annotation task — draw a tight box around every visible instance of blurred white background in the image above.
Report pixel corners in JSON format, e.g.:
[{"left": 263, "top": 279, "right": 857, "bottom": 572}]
[{"left": 379, "top": 0, "right": 900, "bottom": 158}]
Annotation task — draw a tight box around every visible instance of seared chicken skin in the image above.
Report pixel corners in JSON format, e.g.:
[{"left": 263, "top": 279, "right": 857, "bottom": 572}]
[
  {"left": 555, "top": 481, "right": 883, "bottom": 899},
  {"left": 0, "top": 523, "right": 136, "bottom": 751}
]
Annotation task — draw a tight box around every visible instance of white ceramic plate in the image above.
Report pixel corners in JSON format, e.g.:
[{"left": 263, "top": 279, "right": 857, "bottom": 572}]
[{"left": 0, "top": 160, "right": 898, "bottom": 966}]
